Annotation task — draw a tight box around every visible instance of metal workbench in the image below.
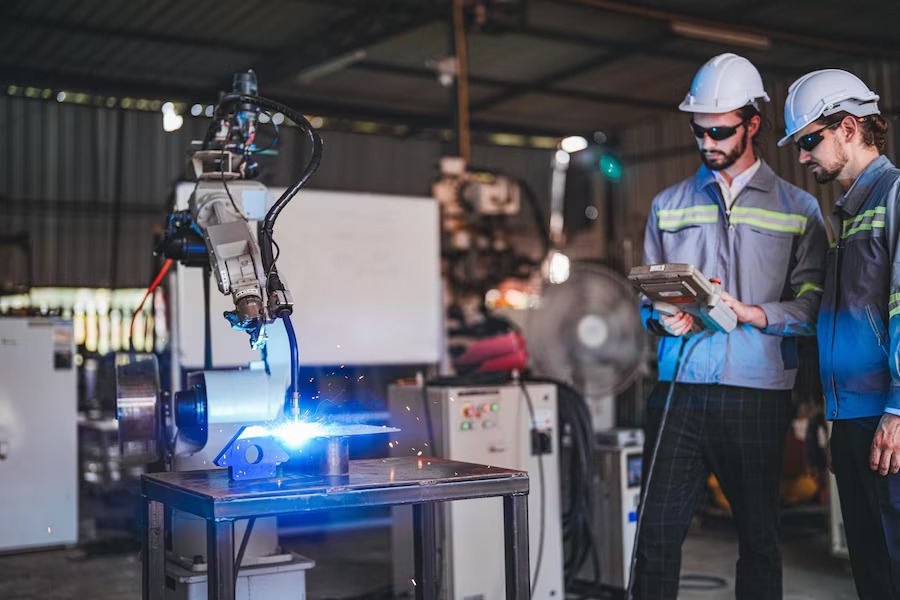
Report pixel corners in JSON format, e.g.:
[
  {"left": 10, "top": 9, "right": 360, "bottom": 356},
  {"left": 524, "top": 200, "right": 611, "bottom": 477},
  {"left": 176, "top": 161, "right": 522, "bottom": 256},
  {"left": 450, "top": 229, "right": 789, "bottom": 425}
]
[{"left": 141, "top": 456, "right": 531, "bottom": 600}]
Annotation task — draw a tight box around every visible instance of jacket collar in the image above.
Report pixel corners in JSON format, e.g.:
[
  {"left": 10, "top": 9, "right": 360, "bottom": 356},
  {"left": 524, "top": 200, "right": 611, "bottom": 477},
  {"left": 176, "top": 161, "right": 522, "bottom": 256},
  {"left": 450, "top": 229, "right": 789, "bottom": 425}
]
[
  {"left": 836, "top": 155, "right": 894, "bottom": 216},
  {"left": 695, "top": 159, "right": 776, "bottom": 195}
]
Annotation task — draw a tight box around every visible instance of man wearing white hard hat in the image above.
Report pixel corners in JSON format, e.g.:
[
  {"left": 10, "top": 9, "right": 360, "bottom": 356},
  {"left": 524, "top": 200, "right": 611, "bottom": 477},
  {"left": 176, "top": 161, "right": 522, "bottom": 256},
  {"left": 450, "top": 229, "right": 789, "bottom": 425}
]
[
  {"left": 635, "top": 54, "right": 827, "bottom": 599},
  {"left": 781, "top": 69, "right": 899, "bottom": 599}
]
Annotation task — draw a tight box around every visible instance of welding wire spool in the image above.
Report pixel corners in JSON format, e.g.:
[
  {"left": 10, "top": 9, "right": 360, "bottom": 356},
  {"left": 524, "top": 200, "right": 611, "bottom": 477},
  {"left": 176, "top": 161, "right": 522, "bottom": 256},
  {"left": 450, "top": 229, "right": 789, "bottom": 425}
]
[{"left": 115, "top": 353, "right": 163, "bottom": 465}]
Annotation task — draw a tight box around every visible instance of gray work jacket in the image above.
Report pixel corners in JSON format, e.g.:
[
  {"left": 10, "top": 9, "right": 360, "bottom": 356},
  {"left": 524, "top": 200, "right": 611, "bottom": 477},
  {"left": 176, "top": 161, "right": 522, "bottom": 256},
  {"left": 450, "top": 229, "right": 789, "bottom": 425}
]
[{"left": 641, "top": 160, "right": 828, "bottom": 390}]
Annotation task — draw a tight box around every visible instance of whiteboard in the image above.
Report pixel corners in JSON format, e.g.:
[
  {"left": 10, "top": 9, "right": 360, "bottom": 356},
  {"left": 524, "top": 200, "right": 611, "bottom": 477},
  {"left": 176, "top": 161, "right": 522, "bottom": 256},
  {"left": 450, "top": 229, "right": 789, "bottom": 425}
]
[{"left": 173, "top": 184, "right": 442, "bottom": 368}]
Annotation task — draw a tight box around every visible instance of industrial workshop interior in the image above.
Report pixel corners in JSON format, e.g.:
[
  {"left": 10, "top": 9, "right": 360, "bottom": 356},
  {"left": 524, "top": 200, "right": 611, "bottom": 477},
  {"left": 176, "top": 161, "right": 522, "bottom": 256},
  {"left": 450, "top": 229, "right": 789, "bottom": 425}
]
[{"left": 4, "top": 0, "right": 900, "bottom": 599}]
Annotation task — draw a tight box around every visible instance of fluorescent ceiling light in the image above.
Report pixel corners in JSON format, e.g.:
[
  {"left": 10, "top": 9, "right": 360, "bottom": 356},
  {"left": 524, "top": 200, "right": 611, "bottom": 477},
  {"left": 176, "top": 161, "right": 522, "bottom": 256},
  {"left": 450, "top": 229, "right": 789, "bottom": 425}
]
[
  {"left": 560, "top": 135, "right": 588, "bottom": 153},
  {"left": 671, "top": 20, "right": 771, "bottom": 50}
]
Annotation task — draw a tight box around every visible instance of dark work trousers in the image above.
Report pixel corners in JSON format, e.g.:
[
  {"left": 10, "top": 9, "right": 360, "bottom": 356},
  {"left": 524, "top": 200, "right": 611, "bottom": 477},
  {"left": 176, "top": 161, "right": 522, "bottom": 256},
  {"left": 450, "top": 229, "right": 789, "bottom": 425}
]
[
  {"left": 831, "top": 416, "right": 900, "bottom": 599},
  {"left": 632, "top": 382, "right": 794, "bottom": 600}
]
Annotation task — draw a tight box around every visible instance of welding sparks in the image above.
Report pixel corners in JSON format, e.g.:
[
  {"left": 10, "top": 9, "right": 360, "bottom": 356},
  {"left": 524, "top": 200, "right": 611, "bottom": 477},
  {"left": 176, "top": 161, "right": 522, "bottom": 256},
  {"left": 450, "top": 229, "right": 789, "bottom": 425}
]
[
  {"left": 406, "top": 406, "right": 411, "bottom": 411},
  {"left": 389, "top": 442, "right": 394, "bottom": 448},
  {"left": 271, "top": 420, "right": 327, "bottom": 449},
  {"left": 417, "top": 451, "right": 423, "bottom": 456}
]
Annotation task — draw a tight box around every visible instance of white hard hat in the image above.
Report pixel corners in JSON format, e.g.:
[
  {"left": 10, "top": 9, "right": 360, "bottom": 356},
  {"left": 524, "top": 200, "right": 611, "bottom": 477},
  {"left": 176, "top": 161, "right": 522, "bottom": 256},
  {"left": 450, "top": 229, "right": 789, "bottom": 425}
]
[
  {"left": 679, "top": 53, "right": 770, "bottom": 114},
  {"left": 778, "top": 69, "right": 880, "bottom": 147}
]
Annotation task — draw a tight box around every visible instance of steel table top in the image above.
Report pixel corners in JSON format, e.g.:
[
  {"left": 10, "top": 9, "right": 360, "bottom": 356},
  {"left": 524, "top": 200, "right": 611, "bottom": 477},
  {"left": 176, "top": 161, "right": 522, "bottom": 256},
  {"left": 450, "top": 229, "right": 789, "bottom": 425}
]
[{"left": 142, "top": 456, "right": 529, "bottom": 520}]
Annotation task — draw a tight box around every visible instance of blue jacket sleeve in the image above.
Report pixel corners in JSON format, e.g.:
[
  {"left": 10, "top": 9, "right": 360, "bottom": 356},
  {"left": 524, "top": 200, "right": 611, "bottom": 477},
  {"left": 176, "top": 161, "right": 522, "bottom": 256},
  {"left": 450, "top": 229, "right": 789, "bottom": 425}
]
[
  {"left": 758, "top": 195, "right": 828, "bottom": 337},
  {"left": 883, "top": 178, "right": 900, "bottom": 415}
]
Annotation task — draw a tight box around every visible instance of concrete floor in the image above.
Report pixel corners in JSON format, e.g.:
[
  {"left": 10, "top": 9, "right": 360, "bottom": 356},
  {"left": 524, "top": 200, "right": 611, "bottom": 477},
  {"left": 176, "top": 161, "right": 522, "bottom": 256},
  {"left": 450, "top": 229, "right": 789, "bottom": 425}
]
[{"left": 0, "top": 519, "right": 857, "bottom": 599}]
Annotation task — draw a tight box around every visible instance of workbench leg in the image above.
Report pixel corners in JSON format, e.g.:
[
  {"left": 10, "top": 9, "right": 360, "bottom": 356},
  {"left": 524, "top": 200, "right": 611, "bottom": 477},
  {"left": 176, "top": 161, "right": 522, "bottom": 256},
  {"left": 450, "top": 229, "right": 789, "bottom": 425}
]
[
  {"left": 413, "top": 502, "right": 438, "bottom": 600},
  {"left": 504, "top": 493, "right": 531, "bottom": 599},
  {"left": 142, "top": 498, "right": 166, "bottom": 600},
  {"left": 207, "top": 519, "right": 235, "bottom": 600}
]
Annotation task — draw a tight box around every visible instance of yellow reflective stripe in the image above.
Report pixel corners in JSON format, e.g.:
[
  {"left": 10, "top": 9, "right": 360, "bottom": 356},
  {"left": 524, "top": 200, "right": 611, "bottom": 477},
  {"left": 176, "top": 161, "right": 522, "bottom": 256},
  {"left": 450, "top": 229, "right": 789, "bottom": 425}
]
[
  {"left": 889, "top": 294, "right": 900, "bottom": 318},
  {"left": 795, "top": 283, "right": 823, "bottom": 297},
  {"left": 842, "top": 222, "right": 885, "bottom": 239},
  {"left": 730, "top": 215, "right": 805, "bottom": 234},
  {"left": 657, "top": 205, "right": 718, "bottom": 228},
  {"left": 658, "top": 215, "right": 718, "bottom": 228},
  {"left": 657, "top": 205, "right": 718, "bottom": 217},
  {"left": 843, "top": 206, "right": 886, "bottom": 228},
  {"left": 891, "top": 306, "right": 900, "bottom": 319},
  {"left": 730, "top": 206, "right": 807, "bottom": 234}
]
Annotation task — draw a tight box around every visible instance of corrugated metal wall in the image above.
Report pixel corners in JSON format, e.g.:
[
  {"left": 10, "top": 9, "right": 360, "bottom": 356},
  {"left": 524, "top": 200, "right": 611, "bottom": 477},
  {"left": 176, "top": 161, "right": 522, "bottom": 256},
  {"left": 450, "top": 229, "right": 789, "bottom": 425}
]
[
  {"left": 0, "top": 97, "right": 555, "bottom": 287},
  {"left": 615, "top": 59, "right": 900, "bottom": 244}
]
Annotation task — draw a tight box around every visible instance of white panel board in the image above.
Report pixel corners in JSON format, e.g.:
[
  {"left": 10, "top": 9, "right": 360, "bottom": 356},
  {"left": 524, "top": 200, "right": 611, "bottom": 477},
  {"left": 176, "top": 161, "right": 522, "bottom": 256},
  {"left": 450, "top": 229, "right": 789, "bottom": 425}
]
[{"left": 173, "top": 183, "right": 442, "bottom": 368}]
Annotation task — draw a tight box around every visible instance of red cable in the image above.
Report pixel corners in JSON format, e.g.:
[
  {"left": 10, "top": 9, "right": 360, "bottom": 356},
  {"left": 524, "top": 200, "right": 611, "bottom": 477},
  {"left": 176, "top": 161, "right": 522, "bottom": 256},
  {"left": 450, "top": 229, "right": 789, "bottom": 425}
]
[{"left": 129, "top": 258, "right": 173, "bottom": 351}]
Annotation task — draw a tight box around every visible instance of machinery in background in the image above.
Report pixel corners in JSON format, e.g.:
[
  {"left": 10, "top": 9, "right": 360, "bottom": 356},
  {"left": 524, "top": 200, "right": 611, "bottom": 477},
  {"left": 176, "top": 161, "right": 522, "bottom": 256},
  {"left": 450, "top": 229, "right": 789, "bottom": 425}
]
[
  {"left": 388, "top": 381, "right": 564, "bottom": 599},
  {"left": 0, "top": 318, "right": 77, "bottom": 552},
  {"left": 586, "top": 429, "right": 644, "bottom": 590},
  {"left": 433, "top": 156, "right": 548, "bottom": 369}
]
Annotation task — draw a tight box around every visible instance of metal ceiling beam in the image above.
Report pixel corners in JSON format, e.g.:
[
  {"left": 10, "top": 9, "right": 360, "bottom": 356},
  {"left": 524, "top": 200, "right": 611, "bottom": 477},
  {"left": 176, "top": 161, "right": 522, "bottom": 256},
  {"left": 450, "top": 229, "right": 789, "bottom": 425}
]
[
  {"left": 0, "top": 65, "right": 581, "bottom": 137},
  {"left": 2, "top": 14, "right": 266, "bottom": 55},
  {"left": 470, "top": 31, "right": 674, "bottom": 113},
  {"left": 357, "top": 61, "right": 674, "bottom": 112},
  {"left": 551, "top": 0, "right": 900, "bottom": 60},
  {"left": 519, "top": 25, "right": 804, "bottom": 78},
  {"left": 247, "top": 1, "right": 449, "bottom": 86}
]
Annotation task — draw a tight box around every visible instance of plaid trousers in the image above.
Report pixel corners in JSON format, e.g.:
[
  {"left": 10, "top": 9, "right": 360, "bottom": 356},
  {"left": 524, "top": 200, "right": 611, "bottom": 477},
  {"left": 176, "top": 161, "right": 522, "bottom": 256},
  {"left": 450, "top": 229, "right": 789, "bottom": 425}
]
[{"left": 632, "top": 383, "right": 794, "bottom": 600}]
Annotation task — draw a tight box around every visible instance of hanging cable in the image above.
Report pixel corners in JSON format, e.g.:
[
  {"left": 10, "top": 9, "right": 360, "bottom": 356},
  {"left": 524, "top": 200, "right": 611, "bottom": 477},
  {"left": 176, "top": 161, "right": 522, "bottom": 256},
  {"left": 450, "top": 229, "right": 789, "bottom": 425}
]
[
  {"left": 625, "top": 338, "right": 688, "bottom": 600},
  {"left": 518, "top": 380, "right": 546, "bottom": 595},
  {"left": 129, "top": 258, "right": 172, "bottom": 351}
]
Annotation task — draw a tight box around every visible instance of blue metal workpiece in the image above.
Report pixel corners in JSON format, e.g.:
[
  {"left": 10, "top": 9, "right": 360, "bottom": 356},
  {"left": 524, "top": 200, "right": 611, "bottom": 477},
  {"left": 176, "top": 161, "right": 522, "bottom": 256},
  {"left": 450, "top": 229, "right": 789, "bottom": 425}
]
[{"left": 214, "top": 425, "right": 289, "bottom": 480}]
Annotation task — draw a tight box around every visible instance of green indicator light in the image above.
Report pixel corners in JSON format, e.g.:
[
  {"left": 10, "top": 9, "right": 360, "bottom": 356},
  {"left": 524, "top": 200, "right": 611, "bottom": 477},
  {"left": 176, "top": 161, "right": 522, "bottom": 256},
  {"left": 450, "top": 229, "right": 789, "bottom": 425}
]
[
  {"left": 599, "top": 154, "right": 623, "bottom": 181},
  {"left": 461, "top": 422, "right": 472, "bottom": 430},
  {"left": 491, "top": 403, "right": 500, "bottom": 412}
]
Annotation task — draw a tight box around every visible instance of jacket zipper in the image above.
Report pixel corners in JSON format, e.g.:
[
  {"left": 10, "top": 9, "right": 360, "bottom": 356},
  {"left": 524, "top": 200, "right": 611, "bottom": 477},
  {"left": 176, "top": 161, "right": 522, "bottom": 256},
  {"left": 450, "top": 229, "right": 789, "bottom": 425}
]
[
  {"left": 830, "top": 233, "right": 842, "bottom": 418},
  {"left": 865, "top": 304, "right": 890, "bottom": 358}
]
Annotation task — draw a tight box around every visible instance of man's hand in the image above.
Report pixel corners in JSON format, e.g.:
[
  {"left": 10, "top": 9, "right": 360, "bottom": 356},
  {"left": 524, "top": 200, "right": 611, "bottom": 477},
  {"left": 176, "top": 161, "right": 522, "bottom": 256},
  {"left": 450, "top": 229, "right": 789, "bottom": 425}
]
[
  {"left": 720, "top": 292, "right": 768, "bottom": 328},
  {"left": 870, "top": 413, "right": 900, "bottom": 476},
  {"left": 660, "top": 311, "right": 694, "bottom": 336}
]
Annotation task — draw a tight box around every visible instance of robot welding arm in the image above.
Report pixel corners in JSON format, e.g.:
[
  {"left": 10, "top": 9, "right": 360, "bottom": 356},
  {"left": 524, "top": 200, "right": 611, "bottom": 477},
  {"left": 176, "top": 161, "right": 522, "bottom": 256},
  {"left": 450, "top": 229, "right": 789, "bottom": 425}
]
[
  {"left": 187, "top": 150, "right": 278, "bottom": 349},
  {"left": 161, "top": 70, "right": 323, "bottom": 420}
]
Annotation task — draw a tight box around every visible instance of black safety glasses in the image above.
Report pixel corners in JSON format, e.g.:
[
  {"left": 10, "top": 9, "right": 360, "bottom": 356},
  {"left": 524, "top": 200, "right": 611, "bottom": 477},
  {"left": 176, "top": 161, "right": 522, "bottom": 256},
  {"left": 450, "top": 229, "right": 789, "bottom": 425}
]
[
  {"left": 690, "top": 120, "right": 746, "bottom": 141},
  {"left": 794, "top": 121, "right": 841, "bottom": 152}
]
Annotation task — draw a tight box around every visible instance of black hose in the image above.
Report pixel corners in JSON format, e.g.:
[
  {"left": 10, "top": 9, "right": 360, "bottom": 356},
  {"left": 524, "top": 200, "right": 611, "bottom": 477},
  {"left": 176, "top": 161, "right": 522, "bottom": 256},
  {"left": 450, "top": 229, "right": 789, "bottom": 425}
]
[
  {"left": 215, "top": 93, "right": 323, "bottom": 240},
  {"left": 208, "top": 93, "right": 324, "bottom": 294},
  {"left": 625, "top": 339, "right": 688, "bottom": 600}
]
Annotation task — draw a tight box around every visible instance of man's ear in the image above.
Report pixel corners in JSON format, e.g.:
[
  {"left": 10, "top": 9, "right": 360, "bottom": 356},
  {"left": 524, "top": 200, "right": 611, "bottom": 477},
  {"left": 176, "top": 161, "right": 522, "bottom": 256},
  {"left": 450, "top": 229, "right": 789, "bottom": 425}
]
[
  {"left": 839, "top": 115, "right": 858, "bottom": 143},
  {"left": 746, "top": 114, "right": 761, "bottom": 138}
]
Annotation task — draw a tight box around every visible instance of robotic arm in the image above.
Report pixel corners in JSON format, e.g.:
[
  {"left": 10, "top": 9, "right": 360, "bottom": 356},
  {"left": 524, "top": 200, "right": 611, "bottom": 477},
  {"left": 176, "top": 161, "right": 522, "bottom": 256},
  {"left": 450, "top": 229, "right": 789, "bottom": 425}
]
[{"left": 160, "top": 70, "right": 323, "bottom": 418}]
